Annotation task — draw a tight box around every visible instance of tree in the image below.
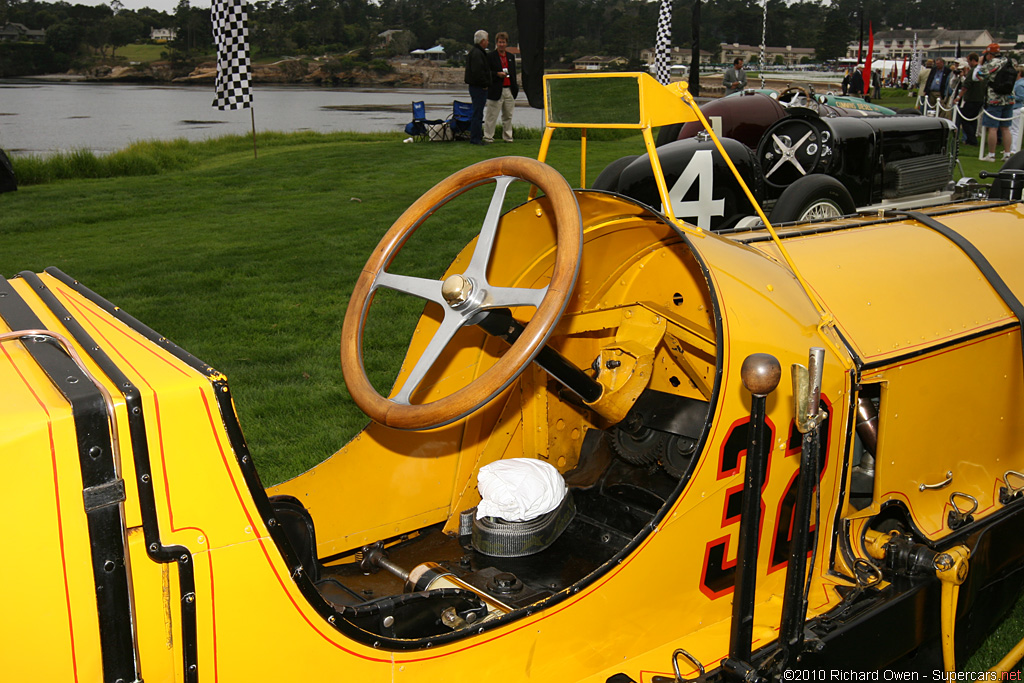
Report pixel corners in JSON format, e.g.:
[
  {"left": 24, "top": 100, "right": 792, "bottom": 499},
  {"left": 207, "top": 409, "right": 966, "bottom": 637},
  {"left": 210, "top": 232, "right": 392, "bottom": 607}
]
[
  {"left": 84, "top": 18, "right": 112, "bottom": 58},
  {"left": 106, "top": 13, "right": 143, "bottom": 59},
  {"left": 383, "top": 29, "right": 416, "bottom": 57},
  {"left": 172, "top": 0, "right": 213, "bottom": 55},
  {"left": 815, "top": 6, "right": 853, "bottom": 62},
  {"left": 45, "top": 19, "right": 82, "bottom": 58}
]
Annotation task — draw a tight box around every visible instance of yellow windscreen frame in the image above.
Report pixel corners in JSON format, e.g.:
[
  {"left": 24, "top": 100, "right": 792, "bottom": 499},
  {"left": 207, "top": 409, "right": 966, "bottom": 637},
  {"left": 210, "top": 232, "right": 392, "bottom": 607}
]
[{"left": 543, "top": 72, "right": 699, "bottom": 129}]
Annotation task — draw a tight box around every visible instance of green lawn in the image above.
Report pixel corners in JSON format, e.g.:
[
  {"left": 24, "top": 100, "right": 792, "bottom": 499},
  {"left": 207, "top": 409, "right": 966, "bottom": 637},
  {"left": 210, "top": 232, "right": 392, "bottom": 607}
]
[
  {"left": 116, "top": 43, "right": 171, "bottom": 63},
  {"left": 1, "top": 130, "right": 1020, "bottom": 671}
]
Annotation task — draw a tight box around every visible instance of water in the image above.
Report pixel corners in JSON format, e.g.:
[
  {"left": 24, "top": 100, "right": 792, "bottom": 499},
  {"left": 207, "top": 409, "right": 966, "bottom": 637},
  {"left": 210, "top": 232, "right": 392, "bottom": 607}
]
[{"left": 0, "top": 81, "right": 544, "bottom": 156}]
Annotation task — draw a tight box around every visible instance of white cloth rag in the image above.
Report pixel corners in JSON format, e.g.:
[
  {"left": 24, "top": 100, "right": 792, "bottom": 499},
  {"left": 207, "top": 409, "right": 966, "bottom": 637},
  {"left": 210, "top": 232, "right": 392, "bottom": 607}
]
[{"left": 476, "top": 458, "right": 567, "bottom": 522}]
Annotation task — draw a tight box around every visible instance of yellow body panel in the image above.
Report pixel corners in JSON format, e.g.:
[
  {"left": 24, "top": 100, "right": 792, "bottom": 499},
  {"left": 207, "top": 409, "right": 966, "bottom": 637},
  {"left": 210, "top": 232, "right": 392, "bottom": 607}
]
[
  {"left": 5, "top": 73, "right": 1024, "bottom": 681},
  {"left": 858, "top": 329, "right": 1024, "bottom": 540},
  {"left": 750, "top": 203, "right": 1024, "bottom": 364}
]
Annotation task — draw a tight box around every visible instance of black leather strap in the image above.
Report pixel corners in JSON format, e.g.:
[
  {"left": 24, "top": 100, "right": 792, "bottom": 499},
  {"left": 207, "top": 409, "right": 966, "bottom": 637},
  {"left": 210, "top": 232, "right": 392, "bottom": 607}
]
[{"left": 896, "top": 210, "right": 1024, "bottom": 369}]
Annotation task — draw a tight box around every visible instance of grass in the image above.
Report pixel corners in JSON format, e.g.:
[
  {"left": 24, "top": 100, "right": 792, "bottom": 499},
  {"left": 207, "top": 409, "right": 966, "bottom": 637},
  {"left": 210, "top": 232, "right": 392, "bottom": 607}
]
[
  {"left": 2, "top": 130, "right": 1021, "bottom": 671},
  {"left": 116, "top": 43, "right": 169, "bottom": 64}
]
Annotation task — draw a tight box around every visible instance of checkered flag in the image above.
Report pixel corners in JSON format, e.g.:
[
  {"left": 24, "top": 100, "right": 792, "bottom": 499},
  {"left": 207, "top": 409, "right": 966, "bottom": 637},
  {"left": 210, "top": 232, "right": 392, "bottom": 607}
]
[
  {"left": 909, "top": 33, "right": 921, "bottom": 89},
  {"left": 212, "top": 0, "right": 252, "bottom": 110},
  {"left": 654, "top": 0, "right": 672, "bottom": 85}
]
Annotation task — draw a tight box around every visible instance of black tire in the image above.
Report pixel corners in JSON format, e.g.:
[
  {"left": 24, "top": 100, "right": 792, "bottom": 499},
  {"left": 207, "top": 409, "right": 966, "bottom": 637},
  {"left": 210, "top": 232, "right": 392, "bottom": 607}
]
[
  {"left": 769, "top": 175, "right": 856, "bottom": 224},
  {"left": 591, "top": 155, "right": 640, "bottom": 192},
  {"left": 990, "top": 151, "right": 1024, "bottom": 200},
  {"left": 656, "top": 122, "right": 684, "bottom": 147}
]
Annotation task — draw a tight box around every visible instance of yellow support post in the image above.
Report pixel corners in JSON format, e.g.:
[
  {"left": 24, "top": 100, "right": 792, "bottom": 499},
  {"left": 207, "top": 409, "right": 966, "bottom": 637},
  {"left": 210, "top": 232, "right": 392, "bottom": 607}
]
[{"left": 935, "top": 545, "right": 970, "bottom": 672}]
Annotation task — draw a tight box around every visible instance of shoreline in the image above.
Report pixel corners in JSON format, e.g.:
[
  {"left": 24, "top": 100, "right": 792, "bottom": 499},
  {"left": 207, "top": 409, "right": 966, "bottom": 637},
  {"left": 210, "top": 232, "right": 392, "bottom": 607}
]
[{"left": 9, "top": 60, "right": 468, "bottom": 87}]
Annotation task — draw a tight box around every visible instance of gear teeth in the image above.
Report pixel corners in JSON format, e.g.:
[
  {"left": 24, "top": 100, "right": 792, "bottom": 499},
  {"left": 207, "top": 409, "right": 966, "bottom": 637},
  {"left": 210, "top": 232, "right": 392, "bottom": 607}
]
[{"left": 607, "top": 427, "right": 666, "bottom": 465}]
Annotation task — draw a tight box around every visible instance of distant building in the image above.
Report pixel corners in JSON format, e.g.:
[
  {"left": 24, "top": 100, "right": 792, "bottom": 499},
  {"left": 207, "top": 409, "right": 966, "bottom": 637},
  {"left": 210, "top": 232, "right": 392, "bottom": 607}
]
[
  {"left": 639, "top": 46, "right": 715, "bottom": 66},
  {"left": 149, "top": 27, "right": 177, "bottom": 42},
  {"left": 0, "top": 22, "right": 46, "bottom": 43},
  {"left": 846, "top": 29, "right": 997, "bottom": 61},
  {"left": 719, "top": 42, "right": 815, "bottom": 66},
  {"left": 410, "top": 45, "right": 446, "bottom": 62},
  {"left": 378, "top": 29, "right": 406, "bottom": 47},
  {"left": 573, "top": 55, "right": 628, "bottom": 71}
]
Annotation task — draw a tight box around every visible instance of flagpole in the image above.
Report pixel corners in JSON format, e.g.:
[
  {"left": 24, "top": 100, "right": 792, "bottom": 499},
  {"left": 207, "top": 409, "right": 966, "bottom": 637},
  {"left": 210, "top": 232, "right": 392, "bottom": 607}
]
[
  {"left": 212, "top": 0, "right": 256, "bottom": 159},
  {"left": 689, "top": 0, "right": 700, "bottom": 97},
  {"left": 251, "top": 107, "right": 257, "bottom": 159}
]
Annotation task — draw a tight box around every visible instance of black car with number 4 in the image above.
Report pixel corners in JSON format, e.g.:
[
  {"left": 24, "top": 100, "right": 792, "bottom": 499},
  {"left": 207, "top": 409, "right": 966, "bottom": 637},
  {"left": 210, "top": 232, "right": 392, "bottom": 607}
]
[{"left": 594, "top": 92, "right": 962, "bottom": 229}]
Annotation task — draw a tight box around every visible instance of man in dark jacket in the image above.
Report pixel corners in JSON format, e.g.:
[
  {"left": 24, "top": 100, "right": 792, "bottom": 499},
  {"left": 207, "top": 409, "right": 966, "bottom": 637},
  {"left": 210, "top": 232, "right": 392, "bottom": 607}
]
[
  {"left": 849, "top": 68, "right": 864, "bottom": 96},
  {"left": 464, "top": 30, "right": 492, "bottom": 145},
  {"left": 923, "top": 57, "right": 951, "bottom": 112},
  {"left": 484, "top": 32, "right": 519, "bottom": 143}
]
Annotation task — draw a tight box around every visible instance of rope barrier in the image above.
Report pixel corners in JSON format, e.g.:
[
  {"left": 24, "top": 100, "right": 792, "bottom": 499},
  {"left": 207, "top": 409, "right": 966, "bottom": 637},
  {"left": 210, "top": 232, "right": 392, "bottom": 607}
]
[{"left": 914, "top": 94, "right": 1019, "bottom": 160}]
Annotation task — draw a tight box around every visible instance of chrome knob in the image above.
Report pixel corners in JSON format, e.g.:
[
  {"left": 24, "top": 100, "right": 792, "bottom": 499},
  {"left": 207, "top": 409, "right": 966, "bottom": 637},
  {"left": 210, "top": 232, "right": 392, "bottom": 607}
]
[{"left": 441, "top": 274, "right": 472, "bottom": 307}]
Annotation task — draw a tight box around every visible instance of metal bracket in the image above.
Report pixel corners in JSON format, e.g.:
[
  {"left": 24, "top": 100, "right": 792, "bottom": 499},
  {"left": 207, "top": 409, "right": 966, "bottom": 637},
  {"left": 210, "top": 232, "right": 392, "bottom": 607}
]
[
  {"left": 999, "top": 470, "right": 1024, "bottom": 505},
  {"left": 791, "top": 348, "right": 826, "bottom": 434},
  {"left": 83, "top": 478, "right": 126, "bottom": 512},
  {"left": 947, "top": 492, "right": 978, "bottom": 530},
  {"left": 671, "top": 648, "right": 705, "bottom": 682}
]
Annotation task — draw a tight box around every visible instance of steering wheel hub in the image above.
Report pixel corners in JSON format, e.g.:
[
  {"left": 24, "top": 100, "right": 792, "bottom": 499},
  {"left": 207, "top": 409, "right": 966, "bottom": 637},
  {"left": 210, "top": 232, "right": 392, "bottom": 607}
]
[{"left": 441, "top": 273, "right": 474, "bottom": 308}]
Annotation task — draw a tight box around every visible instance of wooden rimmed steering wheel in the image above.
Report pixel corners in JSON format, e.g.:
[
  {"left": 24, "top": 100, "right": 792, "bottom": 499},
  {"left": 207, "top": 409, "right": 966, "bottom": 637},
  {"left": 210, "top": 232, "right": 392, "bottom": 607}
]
[{"left": 341, "top": 157, "right": 582, "bottom": 430}]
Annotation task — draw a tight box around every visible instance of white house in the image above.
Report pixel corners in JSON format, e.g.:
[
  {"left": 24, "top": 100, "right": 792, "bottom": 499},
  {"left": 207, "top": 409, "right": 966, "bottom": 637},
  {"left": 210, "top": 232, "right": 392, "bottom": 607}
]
[{"left": 149, "top": 27, "right": 177, "bottom": 42}]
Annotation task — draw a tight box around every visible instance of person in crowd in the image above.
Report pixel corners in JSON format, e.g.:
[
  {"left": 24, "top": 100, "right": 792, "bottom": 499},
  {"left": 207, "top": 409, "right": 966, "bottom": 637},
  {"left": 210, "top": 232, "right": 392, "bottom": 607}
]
[
  {"left": 464, "top": 30, "right": 492, "bottom": 145},
  {"left": 723, "top": 58, "right": 746, "bottom": 95},
  {"left": 923, "top": 57, "right": 950, "bottom": 113},
  {"left": 841, "top": 70, "right": 850, "bottom": 96},
  {"left": 954, "top": 53, "right": 985, "bottom": 145},
  {"left": 1011, "top": 66, "right": 1024, "bottom": 154},
  {"left": 942, "top": 58, "right": 968, "bottom": 121},
  {"left": 976, "top": 43, "right": 1017, "bottom": 161},
  {"left": 484, "top": 31, "right": 519, "bottom": 144},
  {"left": 915, "top": 59, "right": 934, "bottom": 105},
  {"left": 872, "top": 69, "right": 882, "bottom": 100},
  {"left": 849, "top": 67, "right": 864, "bottom": 96}
]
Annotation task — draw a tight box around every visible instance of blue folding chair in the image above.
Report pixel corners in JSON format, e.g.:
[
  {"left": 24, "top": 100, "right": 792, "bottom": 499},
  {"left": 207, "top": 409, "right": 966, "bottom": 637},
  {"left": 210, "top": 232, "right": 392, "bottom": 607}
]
[
  {"left": 404, "top": 101, "right": 444, "bottom": 142},
  {"left": 447, "top": 100, "right": 475, "bottom": 141}
]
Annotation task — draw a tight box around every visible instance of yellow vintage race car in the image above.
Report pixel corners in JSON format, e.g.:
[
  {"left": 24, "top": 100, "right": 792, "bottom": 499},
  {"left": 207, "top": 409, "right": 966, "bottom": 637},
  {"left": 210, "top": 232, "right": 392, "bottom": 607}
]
[{"left": 5, "top": 73, "right": 1024, "bottom": 682}]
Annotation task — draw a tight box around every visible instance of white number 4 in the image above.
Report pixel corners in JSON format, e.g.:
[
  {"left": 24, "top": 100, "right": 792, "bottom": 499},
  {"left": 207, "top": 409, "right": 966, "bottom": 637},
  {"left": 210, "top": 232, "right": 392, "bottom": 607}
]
[{"left": 667, "top": 149, "right": 724, "bottom": 230}]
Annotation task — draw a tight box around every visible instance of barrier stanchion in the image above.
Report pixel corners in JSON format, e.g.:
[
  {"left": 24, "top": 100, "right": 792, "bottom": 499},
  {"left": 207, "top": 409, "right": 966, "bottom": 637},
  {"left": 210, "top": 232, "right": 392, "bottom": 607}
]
[{"left": 977, "top": 108, "right": 1017, "bottom": 161}]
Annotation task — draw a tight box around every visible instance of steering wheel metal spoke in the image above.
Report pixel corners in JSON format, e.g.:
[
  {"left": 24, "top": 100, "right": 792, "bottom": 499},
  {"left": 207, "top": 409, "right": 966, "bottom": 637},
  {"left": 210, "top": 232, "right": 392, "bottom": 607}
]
[
  {"left": 390, "top": 312, "right": 466, "bottom": 405},
  {"left": 480, "top": 284, "right": 548, "bottom": 309},
  {"left": 374, "top": 271, "right": 444, "bottom": 304},
  {"left": 466, "top": 175, "right": 517, "bottom": 282}
]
